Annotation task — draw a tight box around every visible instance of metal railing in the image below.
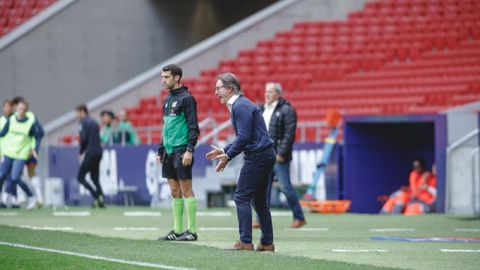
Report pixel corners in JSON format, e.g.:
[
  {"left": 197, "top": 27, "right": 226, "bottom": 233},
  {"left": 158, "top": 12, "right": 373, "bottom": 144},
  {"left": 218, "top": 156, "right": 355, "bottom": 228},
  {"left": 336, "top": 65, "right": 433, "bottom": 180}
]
[
  {"left": 56, "top": 116, "right": 332, "bottom": 146},
  {"left": 446, "top": 128, "right": 479, "bottom": 213},
  {"left": 471, "top": 147, "right": 480, "bottom": 216},
  {"left": 297, "top": 121, "right": 329, "bottom": 143},
  {"left": 197, "top": 120, "right": 232, "bottom": 145},
  {"left": 57, "top": 117, "right": 219, "bottom": 146},
  {"left": 130, "top": 117, "right": 219, "bottom": 145},
  {"left": 198, "top": 120, "right": 329, "bottom": 145}
]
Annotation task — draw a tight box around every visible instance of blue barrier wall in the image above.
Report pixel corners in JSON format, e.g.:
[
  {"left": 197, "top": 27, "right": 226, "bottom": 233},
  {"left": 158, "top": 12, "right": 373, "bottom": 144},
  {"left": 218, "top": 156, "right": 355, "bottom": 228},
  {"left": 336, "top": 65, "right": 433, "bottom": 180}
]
[
  {"left": 48, "top": 144, "right": 211, "bottom": 205},
  {"left": 291, "top": 143, "right": 342, "bottom": 200},
  {"left": 49, "top": 143, "right": 340, "bottom": 206},
  {"left": 343, "top": 114, "right": 447, "bottom": 213}
]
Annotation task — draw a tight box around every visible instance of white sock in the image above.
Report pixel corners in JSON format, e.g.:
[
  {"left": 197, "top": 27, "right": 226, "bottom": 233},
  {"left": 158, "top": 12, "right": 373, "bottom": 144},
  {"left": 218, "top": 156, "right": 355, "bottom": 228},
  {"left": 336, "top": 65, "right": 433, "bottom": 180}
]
[
  {"left": 1, "top": 192, "right": 8, "bottom": 204},
  {"left": 31, "top": 176, "right": 43, "bottom": 203},
  {"left": 10, "top": 194, "right": 18, "bottom": 205},
  {"left": 4, "top": 194, "right": 12, "bottom": 207}
]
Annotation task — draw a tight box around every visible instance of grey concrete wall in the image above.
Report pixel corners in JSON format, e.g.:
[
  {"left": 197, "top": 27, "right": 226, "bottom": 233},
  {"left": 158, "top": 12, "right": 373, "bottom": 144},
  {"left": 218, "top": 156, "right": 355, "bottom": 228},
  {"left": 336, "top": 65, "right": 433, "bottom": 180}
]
[
  {"left": 444, "top": 101, "right": 480, "bottom": 144},
  {"left": 0, "top": 0, "right": 276, "bottom": 124},
  {"left": 443, "top": 101, "right": 480, "bottom": 214},
  {"left": 1, "top": 0, "right": 162, "bottom": 122}
]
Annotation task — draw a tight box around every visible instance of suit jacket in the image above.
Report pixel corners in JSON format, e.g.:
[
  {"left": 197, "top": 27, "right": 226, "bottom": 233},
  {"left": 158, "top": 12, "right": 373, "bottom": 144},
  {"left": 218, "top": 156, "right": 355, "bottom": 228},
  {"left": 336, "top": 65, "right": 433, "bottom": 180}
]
[{"left": 224, "top": 96, "right": 273, "bottom": 159}]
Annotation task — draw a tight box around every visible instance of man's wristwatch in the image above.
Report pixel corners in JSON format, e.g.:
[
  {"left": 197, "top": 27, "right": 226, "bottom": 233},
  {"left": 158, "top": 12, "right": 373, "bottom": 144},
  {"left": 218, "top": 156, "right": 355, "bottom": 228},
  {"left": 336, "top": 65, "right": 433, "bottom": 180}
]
[{"left": 187, "top": 147, "right": 194, "bottom": 153}]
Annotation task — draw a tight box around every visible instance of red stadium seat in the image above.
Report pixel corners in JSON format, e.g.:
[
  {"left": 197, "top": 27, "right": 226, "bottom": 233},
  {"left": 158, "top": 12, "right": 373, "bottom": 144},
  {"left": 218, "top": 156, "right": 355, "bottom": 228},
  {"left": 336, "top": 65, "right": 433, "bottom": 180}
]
[
  {"left": 0, "top": 0, "right": 57, "bottom": 36},
  {"left": 113, "top": 0, "right": 480, "bottom": 143}
]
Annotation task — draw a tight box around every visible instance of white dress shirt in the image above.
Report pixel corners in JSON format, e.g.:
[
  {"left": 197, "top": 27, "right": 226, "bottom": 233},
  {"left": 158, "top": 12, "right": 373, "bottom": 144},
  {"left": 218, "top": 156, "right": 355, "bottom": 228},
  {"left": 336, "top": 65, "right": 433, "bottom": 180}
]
[
  {"left": 226, "top": 94, "right": 240, "bottom": 112},
  {"left": 262, "top": 100, "right": 278, "bottom": 131}
]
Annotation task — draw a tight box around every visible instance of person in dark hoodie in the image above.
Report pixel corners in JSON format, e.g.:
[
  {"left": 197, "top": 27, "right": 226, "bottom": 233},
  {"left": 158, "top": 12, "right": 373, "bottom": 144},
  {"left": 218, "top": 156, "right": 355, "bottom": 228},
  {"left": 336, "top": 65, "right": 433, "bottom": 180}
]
[
  {"left": 75, "top": 104, "right": 104, "bottom": 208},
  {"left": 258, "top": 82, "right": 306, "bottom": 229},
  {"left": 156, "top": 64, "right": 200, "bottom": 242}
]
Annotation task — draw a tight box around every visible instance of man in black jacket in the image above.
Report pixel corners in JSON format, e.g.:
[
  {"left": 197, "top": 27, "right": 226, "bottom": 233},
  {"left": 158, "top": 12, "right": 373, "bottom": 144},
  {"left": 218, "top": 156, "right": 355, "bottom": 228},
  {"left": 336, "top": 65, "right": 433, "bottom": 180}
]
[
  {"left": 259, "top": 82, "right": 306, "bottom": 228},
  {"left": 75, "top": 104, "right": 104, "bottom": 208}
]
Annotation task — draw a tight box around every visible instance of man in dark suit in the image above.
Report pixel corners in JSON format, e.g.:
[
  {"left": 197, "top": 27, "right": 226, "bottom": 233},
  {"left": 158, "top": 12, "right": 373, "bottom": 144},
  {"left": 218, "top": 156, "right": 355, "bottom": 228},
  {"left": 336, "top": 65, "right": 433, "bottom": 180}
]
[
  {"left": 206, "top": 73, "right": 276, "bottom": 252},
  {"left": 259, "top": 82, "right": 306, "bottom": 228}
]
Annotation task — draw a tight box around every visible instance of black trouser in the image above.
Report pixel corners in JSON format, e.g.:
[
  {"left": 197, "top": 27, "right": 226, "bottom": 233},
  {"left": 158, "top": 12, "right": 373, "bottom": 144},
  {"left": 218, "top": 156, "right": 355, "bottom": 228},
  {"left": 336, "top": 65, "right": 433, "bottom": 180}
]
[
  {"left": 235, "top": 146, "right": 276, "bottom": 245},
  {"left": 77, "top": 154, "right": 103, "bottom": 199}
]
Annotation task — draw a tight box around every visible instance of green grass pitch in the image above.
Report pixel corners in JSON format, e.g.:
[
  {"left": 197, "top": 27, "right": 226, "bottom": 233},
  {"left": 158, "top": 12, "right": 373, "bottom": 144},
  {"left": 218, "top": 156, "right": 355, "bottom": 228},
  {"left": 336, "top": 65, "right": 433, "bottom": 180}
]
[{"left": 0, "top": 207, "right": 479, "bottom": 270}]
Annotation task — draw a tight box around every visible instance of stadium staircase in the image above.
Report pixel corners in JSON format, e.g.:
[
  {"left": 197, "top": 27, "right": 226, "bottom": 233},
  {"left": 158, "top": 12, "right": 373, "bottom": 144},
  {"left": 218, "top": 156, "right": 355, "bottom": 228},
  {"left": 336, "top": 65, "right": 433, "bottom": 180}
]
[{"left": 61, "top": 0, "right": 480, "bottom": 145}]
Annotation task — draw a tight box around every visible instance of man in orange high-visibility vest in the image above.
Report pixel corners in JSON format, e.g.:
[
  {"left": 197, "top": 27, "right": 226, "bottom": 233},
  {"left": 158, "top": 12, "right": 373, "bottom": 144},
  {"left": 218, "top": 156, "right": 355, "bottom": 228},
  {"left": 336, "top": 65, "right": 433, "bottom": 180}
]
[
  {"left": 404, "top": 164, "right": 436, "bottom": 215},
  {"left": 380, "top": 157, "right": 436, "bottom": 215}
]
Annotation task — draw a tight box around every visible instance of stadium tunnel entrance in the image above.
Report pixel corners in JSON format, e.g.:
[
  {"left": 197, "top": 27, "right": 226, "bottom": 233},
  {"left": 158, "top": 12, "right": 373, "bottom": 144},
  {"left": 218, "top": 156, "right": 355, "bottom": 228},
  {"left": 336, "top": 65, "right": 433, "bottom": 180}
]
[{"left": 342, "top": 115, "right": 447, "bottom": 213}]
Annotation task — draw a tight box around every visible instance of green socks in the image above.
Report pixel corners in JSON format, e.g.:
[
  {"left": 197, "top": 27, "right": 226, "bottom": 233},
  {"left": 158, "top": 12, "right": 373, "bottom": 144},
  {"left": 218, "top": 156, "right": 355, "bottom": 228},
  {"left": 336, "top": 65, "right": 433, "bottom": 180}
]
[
  {"left": 172, "top": 197, "right": 197, "bottom": 233},
  {"left": 172, "top": 198, "right": 184, "bottom": 233},
  {"left": 184, "top": 197, "right": 197, "bottom": 233}
]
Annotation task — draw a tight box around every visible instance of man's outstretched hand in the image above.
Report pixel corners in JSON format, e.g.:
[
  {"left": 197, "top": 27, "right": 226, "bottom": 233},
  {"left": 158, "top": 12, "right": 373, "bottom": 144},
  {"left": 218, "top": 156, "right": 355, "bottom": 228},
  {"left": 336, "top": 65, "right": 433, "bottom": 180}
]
[
  {"left": 206, "top": 145, "right": 229, "bottom": 172},
  {"left": 206, "top": 144, "right": 224, "bottom": 160},
  {"left": 214, "top": 153, "right": 229, "bottom": 173}
]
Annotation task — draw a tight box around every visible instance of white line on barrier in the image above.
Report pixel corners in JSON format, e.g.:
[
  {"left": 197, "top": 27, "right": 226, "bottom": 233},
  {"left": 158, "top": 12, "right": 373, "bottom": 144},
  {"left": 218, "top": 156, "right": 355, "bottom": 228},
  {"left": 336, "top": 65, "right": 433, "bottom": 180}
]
[
  {"left": 370, "top": 228, "right": 415, "bottom": 232},
  {"left": 284, "top": 228, "right": 329, "bottom": 231},
  {"left": 20, "top": 225, "right": 74, "bottom": 231},
  {"left": 441, "top": 249, "right": 480, "bottom": 253},
  {"left": 454, "top": 228, "right": 480, "bottom": 232},
  {"left": 123, "top": 212, "right": 162, "bottom": 217},
  {"left": 53, "top": 211, "right": 91, "bottom": 217},
  {"left": 198, "top": 227, "right": 237, "bottom": 231},
  {"left": 0, "top": 212, "right": 18, "bottom": 216},
  {"left": 0, "top": 241, "right": 197, "bottom": 270},
  {"left": 114, "top": 227, "right": 159, "bottom": 231},
  {"left": 332, "top": 249, "right": 388, "bottom": 253},
  {"left": 270, "top": 211, "right": 291, "bottom": 217},
  {"left": 196, "top": 212, "right": 231, "bottom": 217}
]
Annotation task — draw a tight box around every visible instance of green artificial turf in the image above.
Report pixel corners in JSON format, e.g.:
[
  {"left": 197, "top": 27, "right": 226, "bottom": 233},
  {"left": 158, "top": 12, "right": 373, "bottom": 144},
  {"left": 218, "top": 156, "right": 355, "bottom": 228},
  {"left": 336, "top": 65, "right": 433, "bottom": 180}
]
[{"left": 0, "top": 207, "right": 479, "bottom": 270}]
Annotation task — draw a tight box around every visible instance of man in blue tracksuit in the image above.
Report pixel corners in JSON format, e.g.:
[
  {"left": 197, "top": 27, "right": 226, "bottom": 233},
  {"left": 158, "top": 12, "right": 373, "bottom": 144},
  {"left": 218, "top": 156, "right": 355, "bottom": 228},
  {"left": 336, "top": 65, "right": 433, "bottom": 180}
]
[{"left": 206, "top": 73, "right": 276, "bottom": 252}]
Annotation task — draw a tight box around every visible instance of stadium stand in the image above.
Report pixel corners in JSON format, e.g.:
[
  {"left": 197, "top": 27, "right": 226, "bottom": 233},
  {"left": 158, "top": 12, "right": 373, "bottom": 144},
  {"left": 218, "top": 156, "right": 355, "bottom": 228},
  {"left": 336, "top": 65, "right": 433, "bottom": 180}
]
[
  {"left": 60, "top": 0, "right": 480, "bottom": 144},
  {"left": 0, "top": 0, "right": 57, "bottom": 37}
]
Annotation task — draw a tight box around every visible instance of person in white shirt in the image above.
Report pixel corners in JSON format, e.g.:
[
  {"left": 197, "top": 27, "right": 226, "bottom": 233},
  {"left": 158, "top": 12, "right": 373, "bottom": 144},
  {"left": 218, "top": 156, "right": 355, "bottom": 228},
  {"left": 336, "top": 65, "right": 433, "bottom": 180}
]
[{"left": 258, "top": 82, "right": 306, "bottom": 229}]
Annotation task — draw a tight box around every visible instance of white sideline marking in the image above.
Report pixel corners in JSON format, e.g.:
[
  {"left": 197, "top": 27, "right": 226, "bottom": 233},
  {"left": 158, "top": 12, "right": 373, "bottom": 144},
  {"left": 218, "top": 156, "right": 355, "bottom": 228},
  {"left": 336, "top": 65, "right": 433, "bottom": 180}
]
[
  {"left": 0, "top": 212, "right": 18, "bottom": 216},
  {"left": 370, "top": 228, "right": 415, "bottom": 232},
  {"left": 20, "top": 225, "right": 74, "bottom": 231},
  {"left": 270, "top": 211, "right": 291, "bottom": 217},
  {"left": 197, "top": 211, "right": 231, "bottom": 217},
  {"left": 53, "top": 211, "right": 90, "bottom": 217},
  {"left": 332, "top": 249, "right": 388, "bottom": 253},
  {"left": 198, "top": 227, "right": 237, "bottom": 231},
  {"left": 284, "top": 228, "right": 329, "bottom": 231},
  {"left": 114, "top": 227, "right": 159, "bottom": 231},
  {"left": 441, "top": 249, "right": 480, "bottom": 253},
  {"left": 454, "top": 228, "right": 480, "bottom": 232},
  {"left": 123, "top": 211, "right": 162, "bottom": 217},
  {"left": 0, "top": 241, "right": 197, "bottom": 270}
]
